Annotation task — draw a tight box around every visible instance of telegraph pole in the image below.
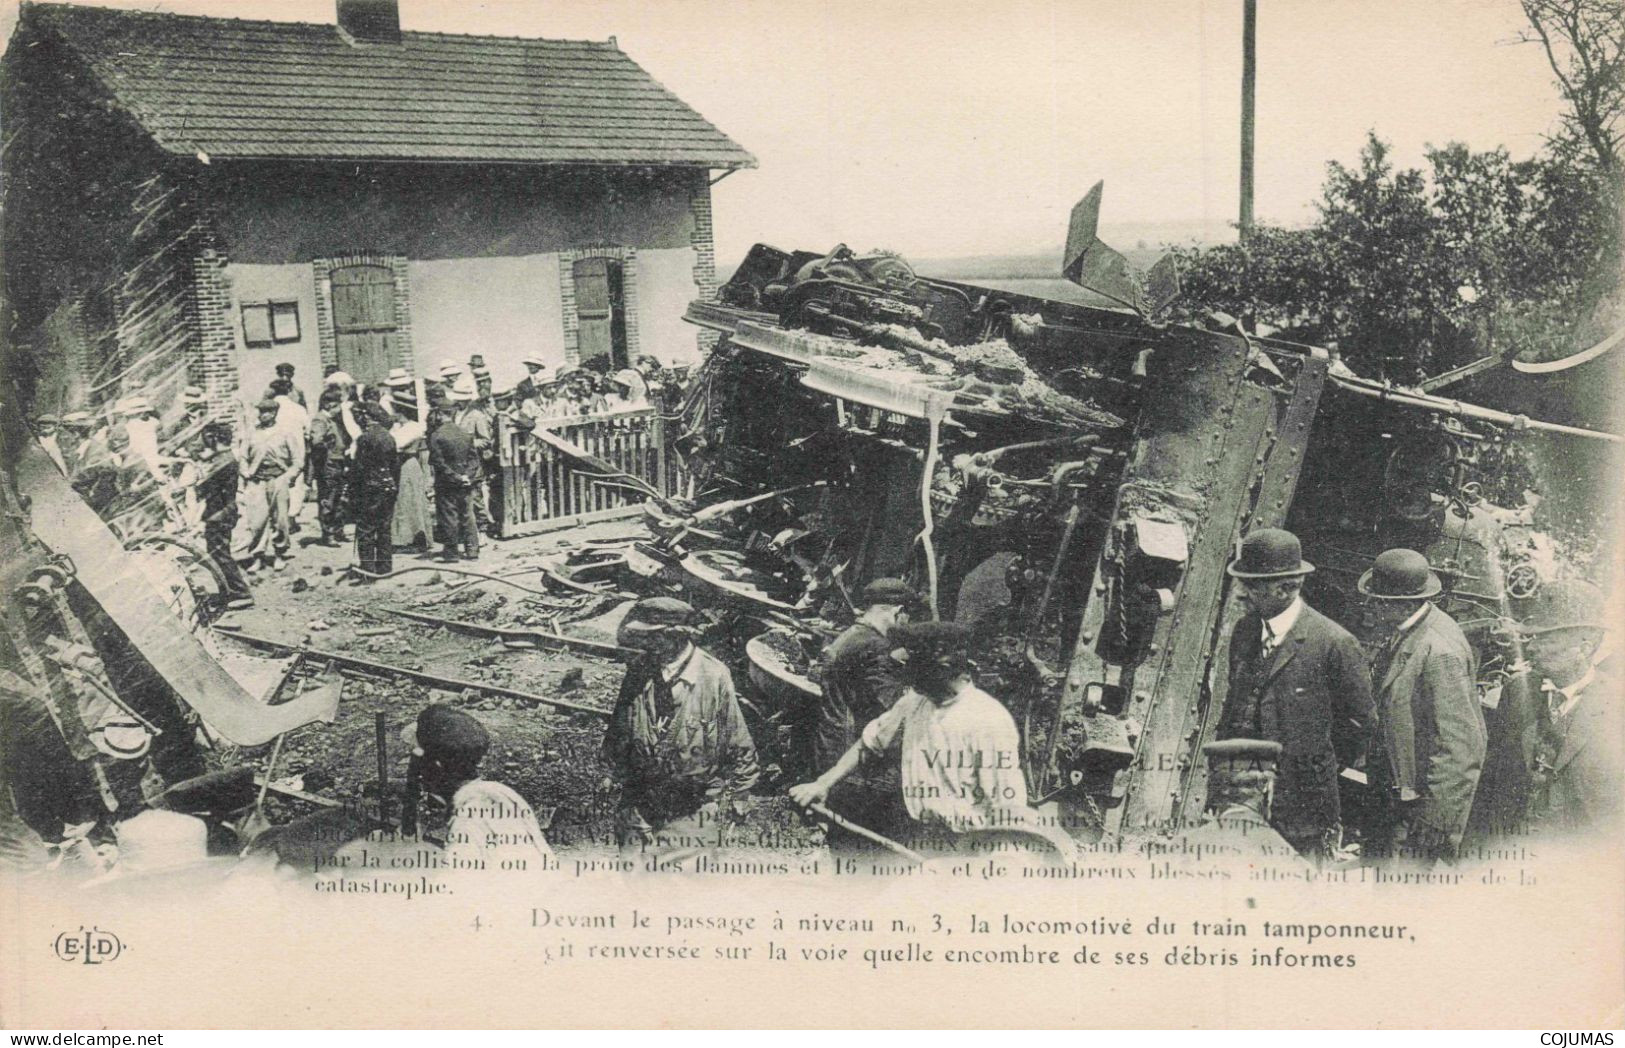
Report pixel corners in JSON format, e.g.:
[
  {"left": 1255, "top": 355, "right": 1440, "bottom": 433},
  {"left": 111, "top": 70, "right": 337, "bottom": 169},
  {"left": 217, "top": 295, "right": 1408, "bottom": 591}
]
[{"left": 1239, "top": 0, "right": 1257, "bottom": 238}]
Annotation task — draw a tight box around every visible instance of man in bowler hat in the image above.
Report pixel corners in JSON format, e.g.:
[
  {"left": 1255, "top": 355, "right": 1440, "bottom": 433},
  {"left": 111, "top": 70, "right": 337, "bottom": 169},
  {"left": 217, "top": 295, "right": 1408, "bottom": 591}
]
[
  {"left": 1519, "top": 579, "right": 1620, "bottom": 833},
  {"left": 1361, "top": 548, "right": 1486, "bottom": 865},
  {"left": 1217, "top": 528, "right": 1371, "bottom": 861}
]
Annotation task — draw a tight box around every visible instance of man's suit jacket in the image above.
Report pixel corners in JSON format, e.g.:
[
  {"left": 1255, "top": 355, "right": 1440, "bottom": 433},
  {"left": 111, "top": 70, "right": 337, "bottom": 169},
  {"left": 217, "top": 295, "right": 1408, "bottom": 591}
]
[
  {"left": 1218, "top": 603, "right": 1372, "bottom": 842},
  {"left": 1544, "top": 669, "right": 1623, "bottom": 832},
  {"left": 1371, "top": 604, "right": 1487, "bottom": 844}
]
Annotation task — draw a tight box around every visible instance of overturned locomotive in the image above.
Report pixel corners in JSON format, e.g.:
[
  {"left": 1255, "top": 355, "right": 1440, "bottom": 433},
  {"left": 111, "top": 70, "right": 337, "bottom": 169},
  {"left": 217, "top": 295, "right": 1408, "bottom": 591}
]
[{"left": 672, "top": 194, "right": 1617, "bottom": 847}]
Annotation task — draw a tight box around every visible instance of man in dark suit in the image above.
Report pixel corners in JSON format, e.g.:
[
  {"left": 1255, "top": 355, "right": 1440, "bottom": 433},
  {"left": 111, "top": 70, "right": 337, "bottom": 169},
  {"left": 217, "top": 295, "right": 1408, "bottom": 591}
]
[
  {"left": 350, "top": 404, "right": 399, "bottom": 582},
  {"left": 1520, "top": 579, "right": 1620, "bottom": 835},
  {"left": 1218, "top": 528, "right": 1372, "bottom": 861},
  {"left": 428, "top": 408, "right": 481, "bottom": 562},
  {"left": 1361, "top": 548, "right": 1487, "bottom": 865}
]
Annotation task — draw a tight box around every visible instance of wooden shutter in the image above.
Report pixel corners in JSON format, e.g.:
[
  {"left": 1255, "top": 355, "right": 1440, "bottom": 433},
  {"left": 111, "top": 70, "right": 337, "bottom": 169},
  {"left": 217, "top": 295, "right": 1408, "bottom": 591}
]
[
  {"left": 330, "top": 264, "right": 398, "bottom": 385},
  {"left": 573, "top": 257, "right": 627, "bottom": 368}
]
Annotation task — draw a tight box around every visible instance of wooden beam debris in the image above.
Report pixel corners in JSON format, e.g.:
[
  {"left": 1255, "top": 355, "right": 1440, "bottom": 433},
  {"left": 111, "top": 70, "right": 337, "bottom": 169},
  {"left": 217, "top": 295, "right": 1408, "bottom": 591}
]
[
  {"left": 382, "top": 607, "right": 632, "bottom": 657},
  {"left": 213, "top": 628, "right": 614, "bottom": 720}
]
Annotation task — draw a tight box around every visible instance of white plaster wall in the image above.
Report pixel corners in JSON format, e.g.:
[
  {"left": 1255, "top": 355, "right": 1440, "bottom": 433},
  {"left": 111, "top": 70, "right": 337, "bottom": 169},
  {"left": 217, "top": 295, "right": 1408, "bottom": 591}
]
[
  {"left": 225, "top": 263, "right": 323, "bottom": 410},
  {"left": 634, "top": 246, "right": 702, "bottom": 366},
  {"left": 408, "top": 254, "right": 564, "bottom": 389}
]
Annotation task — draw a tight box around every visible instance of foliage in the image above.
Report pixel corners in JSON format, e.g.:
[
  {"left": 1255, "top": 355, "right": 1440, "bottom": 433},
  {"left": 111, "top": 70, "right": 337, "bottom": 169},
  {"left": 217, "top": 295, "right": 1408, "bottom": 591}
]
[
  {"left": 1517, "top": 0, "right": 1623, "bottom": 173},
  {"left": 1170, "top": 133, "right": 1621, "bottom": 379}
]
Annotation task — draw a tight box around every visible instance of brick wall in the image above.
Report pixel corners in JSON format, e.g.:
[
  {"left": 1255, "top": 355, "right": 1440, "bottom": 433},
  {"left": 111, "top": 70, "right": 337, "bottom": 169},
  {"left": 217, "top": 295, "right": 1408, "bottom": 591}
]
[
  {"left": 191, "top": 205, "right": 240, "bottom": 417},
  {"left": 689, "top": 171, "right": 719, "bottom": 356}
]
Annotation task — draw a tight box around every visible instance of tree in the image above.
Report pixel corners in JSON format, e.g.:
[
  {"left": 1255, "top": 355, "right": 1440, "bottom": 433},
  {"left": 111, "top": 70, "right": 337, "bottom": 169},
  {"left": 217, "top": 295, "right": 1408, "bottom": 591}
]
[
  {"left": 1517, "top": 0, "right": 1623, "bottom": 173},
  {"left": 1170, "top": 133, "right": 1620, "bottom": 377}
]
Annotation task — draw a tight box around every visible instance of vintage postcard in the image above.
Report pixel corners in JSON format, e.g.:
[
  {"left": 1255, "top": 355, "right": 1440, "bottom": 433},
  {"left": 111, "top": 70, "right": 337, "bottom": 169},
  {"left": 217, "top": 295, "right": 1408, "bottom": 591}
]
[{"left": 0, "top": 0, "right": 1620, "bottom": 1030}]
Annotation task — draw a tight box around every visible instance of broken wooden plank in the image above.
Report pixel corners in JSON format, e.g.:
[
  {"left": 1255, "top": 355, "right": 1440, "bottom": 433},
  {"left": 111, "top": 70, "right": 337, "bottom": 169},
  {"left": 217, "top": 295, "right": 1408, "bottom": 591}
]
[
  {"left": 383, "top": 607, "right": 631, "bottom": 658},
  {"left": 251, "top": 775, "right": 345, "bottom": 809},
  {"left": 213, "top": 627, "right": 614, "bottom": 719},
  {"left": 15, "top": 441, "right": 339, "bottom": 745}
]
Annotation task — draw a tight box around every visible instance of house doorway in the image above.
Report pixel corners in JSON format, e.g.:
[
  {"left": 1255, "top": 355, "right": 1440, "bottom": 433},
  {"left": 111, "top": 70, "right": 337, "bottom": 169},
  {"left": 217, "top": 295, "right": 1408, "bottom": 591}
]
[
  {"left": 330, "top": 263, "right": 398, "bottom": 385},
  {"left": 572, "top": 256, "right": 627, "bottom": 369}
]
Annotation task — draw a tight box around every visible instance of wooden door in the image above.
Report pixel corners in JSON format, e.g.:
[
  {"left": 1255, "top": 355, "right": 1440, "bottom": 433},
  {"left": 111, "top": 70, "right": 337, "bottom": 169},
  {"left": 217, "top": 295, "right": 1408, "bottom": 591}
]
[{"left": 331, "top": 264, "right": 397, "bottom": 385}]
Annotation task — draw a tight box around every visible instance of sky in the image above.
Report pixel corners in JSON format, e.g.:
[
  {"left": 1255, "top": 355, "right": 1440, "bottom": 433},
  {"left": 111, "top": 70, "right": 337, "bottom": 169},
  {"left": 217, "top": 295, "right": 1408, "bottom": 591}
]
[{"left": 0, "top": 0, "right": 1570, "bottom": 268}]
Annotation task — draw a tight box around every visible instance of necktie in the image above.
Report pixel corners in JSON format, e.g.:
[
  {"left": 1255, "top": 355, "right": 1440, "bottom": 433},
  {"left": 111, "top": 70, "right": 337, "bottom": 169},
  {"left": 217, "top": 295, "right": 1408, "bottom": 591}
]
[{"left": 1260, "top": 622, "right": 1277, "bottom": 662}]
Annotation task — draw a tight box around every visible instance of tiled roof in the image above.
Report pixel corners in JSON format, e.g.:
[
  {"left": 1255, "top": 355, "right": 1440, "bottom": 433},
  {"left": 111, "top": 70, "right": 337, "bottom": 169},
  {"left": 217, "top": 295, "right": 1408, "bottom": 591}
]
[{"left": 22, "top": 2, "right": 755, "bottom": 168}]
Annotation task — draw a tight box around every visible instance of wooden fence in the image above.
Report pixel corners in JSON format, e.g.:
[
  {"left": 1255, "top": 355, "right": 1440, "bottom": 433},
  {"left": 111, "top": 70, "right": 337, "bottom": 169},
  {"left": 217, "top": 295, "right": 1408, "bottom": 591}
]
[{"left": 493, "top": 406, "right": 685, "bottom": 538}]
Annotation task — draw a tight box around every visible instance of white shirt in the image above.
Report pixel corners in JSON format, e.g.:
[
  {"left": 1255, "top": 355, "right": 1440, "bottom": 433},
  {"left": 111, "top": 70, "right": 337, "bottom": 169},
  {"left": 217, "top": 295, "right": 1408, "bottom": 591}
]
[
  {"left": 1262, "top": 597, "right": 1303, "bottom": 648},
  {"left": 861, "top": 683, "right": 1029, "bottom": 832},
  {"left": 444, "top": 779, "right": 553, "bottom": 873},
  {"left": 1548, "top": 665, "right": 1598, "bottom": 722},
  {"left": 1398, "top": 603, "right": 1429, "bottom": 633}
]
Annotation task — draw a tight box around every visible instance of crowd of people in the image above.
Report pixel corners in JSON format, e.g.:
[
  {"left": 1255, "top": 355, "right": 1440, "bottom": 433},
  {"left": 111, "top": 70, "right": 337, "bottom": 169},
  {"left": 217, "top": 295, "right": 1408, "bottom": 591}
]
[{"left": 28, "top": 353, "right": 684, "bottom": 606}]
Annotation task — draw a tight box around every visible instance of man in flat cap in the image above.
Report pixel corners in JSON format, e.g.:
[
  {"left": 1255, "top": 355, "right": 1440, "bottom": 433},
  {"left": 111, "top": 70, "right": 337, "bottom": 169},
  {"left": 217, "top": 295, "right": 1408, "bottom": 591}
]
[
  {"left": 602, "top": 598, "right": 759, "bottom": 853},
  {"left": 196, "top": 421, "right": 254, "bottom": 609},
  {"left": 792, "top": 620, "right": 1029, "bottom": 841},
  {"left": 350, "top": 403, "right": 399, "bottom": 581},
  {"left": 1520, "top": 579, "right": 1620, "bottom": 833},
  {"left": 1217, "top": 528, "right": 1371, "bottom": 861},
  {"left": 268, "top": 362, "right": 308, "bottom": 409},
  {"left": 1175, "top": 739, "right": 1309, "bottom": 870},
  {"left": 307, "top": 388, "right": 350, "bottom": 546},
  {"left": 454, "top": 377, "right": 497, "bottom": 537},
  {"left": 403, "top": 705, "right": 552, "bottom": 873},
  {"left": 240, "top": 398, "right": 300, "bottom": 570},
  {"left": 812, "top": 578, "right": 916, "bottom": 851},
  {"left": 428, "top": 406, "right": 481, "bottom": 562},
  {"left": 1361, "top": 548, "right": 1486, "bottom": 865}
]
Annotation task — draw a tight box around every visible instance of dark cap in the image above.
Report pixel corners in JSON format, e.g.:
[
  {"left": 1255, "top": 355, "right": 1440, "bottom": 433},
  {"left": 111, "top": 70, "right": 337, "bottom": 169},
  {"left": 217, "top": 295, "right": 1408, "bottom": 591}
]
[
  {"left": 402, "top": 705, "right": 489, "bottom": 764},
  {"left": 156, "top": 767, "right": 258, "bottom": 816},
  {"left": 275, "top": 362, "right": 295, "bottom": 375},
  {"left": 857, "top": 577, "right": 917, "bottom": 609},
  {"left": 891, "top": 620, "right": 973, "bottom": 661},
  {"left": 256, "top": 398, "right": 280, "bottom": 412},
  {"left": 1228, "top": 528, "right": 1314, "bottom": 579},
  {"left": 620, "top": 596, "right": 698, "bottom": 633},
  {"left": 1203, "top": 738, "right": 1282, "bottom": 772},
  {"left": 1358, "top": 548, "right": 1442, "bottom": 600}
]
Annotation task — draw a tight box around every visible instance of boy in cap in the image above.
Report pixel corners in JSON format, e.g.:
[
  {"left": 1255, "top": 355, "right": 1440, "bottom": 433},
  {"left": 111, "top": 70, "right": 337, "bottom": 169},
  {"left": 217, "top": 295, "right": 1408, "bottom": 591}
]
[
  {"left": 1360, "top": 548, "right": 1486, "bottom": 865},
  {"left": 1520, "top": 579, "right": 1620, "bottom": 832},
  {"left": 792, "top": 620, "right": 1029, "bottom": 840},
  {"left": 403, "top": 705, "right": 553, "bottom": 871},
  {"left": 602, "top": 598, "right": 759, "bottom": 851},
  {"left": 813, "top": 578, "right": 915, "bottom": 851},
  {"left": 1217, "top": 528, "right": 1371, "bottom": 861}
]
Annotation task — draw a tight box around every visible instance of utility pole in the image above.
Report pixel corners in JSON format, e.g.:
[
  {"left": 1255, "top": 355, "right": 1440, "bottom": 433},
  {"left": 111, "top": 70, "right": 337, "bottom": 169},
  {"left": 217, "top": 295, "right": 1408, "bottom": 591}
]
[{"left": 1239, "top": 0, "right": 1257, "bottom": 238}]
